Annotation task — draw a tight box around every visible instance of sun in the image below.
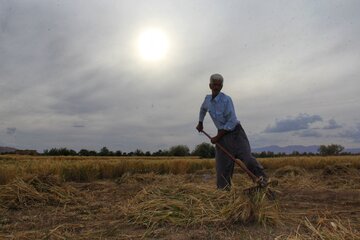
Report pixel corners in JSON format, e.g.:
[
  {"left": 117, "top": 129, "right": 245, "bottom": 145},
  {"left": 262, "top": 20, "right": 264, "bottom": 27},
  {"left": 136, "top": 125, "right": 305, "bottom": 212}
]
[{"left": 137, "top": 28, "right": 169, "bottom": 61}]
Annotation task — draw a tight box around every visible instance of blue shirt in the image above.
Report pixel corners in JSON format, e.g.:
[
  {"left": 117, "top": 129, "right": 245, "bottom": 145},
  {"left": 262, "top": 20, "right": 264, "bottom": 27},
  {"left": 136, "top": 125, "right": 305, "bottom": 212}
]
[{"left": 199, "top": 92, "right": 240, "bottom": 131}]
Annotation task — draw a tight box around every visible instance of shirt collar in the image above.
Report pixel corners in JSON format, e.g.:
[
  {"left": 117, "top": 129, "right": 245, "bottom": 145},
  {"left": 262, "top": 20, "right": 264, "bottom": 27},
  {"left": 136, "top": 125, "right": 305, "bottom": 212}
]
[{"left": 211, "top": 92, "right": 222, "bottom": 102}]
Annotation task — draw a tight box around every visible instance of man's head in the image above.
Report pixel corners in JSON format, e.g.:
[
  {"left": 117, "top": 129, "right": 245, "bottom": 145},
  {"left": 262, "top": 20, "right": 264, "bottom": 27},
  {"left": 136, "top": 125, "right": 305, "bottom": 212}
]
[
  {"left": 210, "top": 73, "right": 223, "bottom": 85},
  {"left": 209, "top": 73, "right": 223, "bottom": 97}
]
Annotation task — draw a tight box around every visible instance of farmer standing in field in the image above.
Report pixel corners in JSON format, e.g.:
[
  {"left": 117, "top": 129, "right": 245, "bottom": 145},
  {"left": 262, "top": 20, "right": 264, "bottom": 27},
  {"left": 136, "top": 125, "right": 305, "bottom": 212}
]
[{"left": 196, "top": 73, "right": 268, "bottom": 190}]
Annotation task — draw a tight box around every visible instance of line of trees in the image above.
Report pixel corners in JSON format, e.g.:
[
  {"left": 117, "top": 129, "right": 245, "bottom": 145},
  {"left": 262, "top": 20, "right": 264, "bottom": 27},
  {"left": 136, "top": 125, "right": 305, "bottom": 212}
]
[
  {"left": 42, "top": 143, "right": 354, "bottom": 157},
  {"left": 42, "top": 143, "right": 216, "bottom": 157},
  {"left": 253, "top": 144, "right": 351, "bottom": 157},
  {"left": 318, "top": 144, "right": 345, "bottom": 156}
]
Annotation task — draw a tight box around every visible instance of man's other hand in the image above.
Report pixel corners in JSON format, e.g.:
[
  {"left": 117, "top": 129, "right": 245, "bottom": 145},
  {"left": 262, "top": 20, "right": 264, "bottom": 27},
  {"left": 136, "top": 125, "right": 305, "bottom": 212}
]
[
  {"left": 211, "top": 136, "right": 220, "bottom": 144},
  {"left": 211, "top": 130, "right": 227, "bottom": 144},
  {"left": 196, "top": 122, "right": 203, "bottom": 132}
]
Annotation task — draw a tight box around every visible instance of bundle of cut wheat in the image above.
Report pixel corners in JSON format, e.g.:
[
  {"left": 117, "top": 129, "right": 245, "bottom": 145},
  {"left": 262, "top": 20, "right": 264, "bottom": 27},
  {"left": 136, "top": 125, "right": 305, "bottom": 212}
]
[
  {"left": 0, "top": 174, "right": 83, "bottom": 209},
  {"left": 121, "top": 181, "right": 280, "bottom": 228}
]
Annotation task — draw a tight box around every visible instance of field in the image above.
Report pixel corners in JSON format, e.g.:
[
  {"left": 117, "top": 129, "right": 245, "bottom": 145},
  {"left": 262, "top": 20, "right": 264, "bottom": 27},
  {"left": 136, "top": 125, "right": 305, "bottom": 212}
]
[{"left": 0, "top": 155, "right": 359, "bottom": 239}]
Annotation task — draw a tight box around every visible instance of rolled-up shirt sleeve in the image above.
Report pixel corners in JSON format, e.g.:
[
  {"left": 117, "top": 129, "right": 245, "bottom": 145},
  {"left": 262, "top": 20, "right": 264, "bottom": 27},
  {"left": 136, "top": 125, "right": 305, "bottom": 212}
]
[{"left": 199, "top": 97, "right": 208, "bottom": 122}]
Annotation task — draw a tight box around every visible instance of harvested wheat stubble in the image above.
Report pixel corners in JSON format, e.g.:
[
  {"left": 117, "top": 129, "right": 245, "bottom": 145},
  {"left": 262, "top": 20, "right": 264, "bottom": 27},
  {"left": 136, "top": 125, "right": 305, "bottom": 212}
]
[
  {"left": 0, "top": 174, "right": 83, "bottom": 210},
  {"left": 282, "top": 217, "right": 360, "bottom": 240},
  {"left": 115, "top": 172, "right": 159, "bottom": 185},
  {"left": 121, "top": 181, "right": 280, "bottom": 228}
]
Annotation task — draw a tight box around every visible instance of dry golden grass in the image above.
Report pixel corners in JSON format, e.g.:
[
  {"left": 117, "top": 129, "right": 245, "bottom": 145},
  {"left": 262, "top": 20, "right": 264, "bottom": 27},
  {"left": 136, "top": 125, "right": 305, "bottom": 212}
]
[
  {"left": 261, "top": 155, "right": 360, "bottom": 170},
  {"left": 0, "top": 155, "right": 214, "bottom": 184},
  {"left": 1, "top": 155, "right": 360, "bottom": 186}
]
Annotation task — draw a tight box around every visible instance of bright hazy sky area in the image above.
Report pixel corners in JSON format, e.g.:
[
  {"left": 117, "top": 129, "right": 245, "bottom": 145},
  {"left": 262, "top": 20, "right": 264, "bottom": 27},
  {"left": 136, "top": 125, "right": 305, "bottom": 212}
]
[{"left": 1, "top": 0, "right": 360, "bottom": 152}]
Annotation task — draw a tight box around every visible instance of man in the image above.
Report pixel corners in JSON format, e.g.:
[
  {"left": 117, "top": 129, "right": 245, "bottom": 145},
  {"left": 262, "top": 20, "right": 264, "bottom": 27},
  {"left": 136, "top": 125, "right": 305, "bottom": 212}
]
[{"left": 196, "top": 73, "right": 267, "bottom": 190}]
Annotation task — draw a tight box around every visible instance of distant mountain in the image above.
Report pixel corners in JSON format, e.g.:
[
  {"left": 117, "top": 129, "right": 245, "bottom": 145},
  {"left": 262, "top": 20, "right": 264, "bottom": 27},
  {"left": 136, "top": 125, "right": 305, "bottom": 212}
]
[
  {"left": 345, "top": 148, "right": 360, "bottom": 154},
  {"left": 253, "top": 145, "right": 319, "bottom": 154},
  {"left": 0, "top": 146, "right": 18, "bottom": 153},
  {"left": 253, "top": 145, "right": 360, "bottom": 154}
]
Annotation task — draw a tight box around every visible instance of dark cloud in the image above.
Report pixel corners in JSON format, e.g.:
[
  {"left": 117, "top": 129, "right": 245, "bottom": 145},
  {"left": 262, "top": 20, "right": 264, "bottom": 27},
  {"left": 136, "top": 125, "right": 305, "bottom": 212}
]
[
  {"left": 6, "top": 127, "right": 16, "bottom": 135},
  {"left": 72, "top": 124, "right": 85, "bottom": 128},
  {"left": 50, "top": 84, "right": 110, "bottom": 115},
  {"left": 293, "top": 129, "right": 322, "bottom": 138},
  {"left": 323, "top": 119, "right": 342, "bottom": 129},
  {"left": 264, "top": 114, "right": 323, "bottom": 133},
  {"left": 0, "top": 1, "right": 12, "bottom": 34}
]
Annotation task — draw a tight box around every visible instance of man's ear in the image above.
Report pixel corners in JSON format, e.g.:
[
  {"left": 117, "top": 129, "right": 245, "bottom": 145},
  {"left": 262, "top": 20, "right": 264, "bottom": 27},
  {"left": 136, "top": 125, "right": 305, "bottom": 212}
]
[{"left": 209, "top": 83, "right": 212, "bottom": 89}]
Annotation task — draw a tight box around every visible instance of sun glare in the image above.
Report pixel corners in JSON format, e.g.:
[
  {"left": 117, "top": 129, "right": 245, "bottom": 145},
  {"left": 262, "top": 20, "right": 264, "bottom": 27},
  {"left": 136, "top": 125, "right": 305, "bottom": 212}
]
[{"left": 137, "top": 28, "right": 169, "bottom": 61}]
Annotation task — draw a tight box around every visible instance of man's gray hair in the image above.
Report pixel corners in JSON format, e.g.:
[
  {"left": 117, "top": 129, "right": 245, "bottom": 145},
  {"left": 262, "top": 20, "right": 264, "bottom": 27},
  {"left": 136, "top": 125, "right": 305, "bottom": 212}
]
[{"left": 210, "top": 73, "right": 224, "bottom": 84}]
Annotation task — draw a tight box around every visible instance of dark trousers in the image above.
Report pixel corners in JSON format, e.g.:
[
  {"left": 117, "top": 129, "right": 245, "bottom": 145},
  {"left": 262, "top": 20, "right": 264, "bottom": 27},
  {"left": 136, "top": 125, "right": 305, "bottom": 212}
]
[{"left": 216, "top": 124, "right": 265, "bottom": 189}]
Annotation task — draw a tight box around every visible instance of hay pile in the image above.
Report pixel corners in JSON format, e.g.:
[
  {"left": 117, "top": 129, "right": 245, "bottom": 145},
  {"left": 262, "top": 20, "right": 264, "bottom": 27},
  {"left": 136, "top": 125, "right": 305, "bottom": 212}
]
[
  {"left": 322, "top": 163, "right": 355, "bottom": 176},
  {"left": 121, "top": 182, "right": 280, "bottom": 228},
  {"left": 321, "top": 163, "right": 360, "bottom": 189},
  {"left": 274, "top": 165, "right": 306, "bottom": 178},
  {"left": 0, "top": 174, "right": 83, "bottom": 210}
]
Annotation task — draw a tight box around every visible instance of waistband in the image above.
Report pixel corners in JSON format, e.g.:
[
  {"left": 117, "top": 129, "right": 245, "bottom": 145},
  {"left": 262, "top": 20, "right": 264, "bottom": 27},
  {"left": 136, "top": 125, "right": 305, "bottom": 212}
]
[{"left": 229, "top": 123, "right": 241, "bottom": 133}]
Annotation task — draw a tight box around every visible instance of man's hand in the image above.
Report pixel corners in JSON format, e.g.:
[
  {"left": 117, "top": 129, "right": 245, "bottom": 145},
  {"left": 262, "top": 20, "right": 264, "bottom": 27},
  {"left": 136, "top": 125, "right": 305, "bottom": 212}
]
[
  {"left": 211, "top": 129, "right": 227, "bottom": 144},
  {"left": 211, "top": 135, "right": 221, "bottom": 144},
  {"left": 196, "top": 122, "right": 203, "bottom": 132}
]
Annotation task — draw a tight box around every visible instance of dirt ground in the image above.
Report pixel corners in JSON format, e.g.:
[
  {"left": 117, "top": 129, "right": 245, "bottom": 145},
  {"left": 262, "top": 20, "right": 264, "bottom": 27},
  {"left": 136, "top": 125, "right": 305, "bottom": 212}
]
[{"left": 1, "top": 167, "right": 360, "bottom": 239}]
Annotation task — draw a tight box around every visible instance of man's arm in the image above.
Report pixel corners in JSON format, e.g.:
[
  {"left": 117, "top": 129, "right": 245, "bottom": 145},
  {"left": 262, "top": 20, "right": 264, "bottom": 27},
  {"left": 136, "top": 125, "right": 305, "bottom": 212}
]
[{"left": 196, "top": 97, "right": 208, "bottom": 132}]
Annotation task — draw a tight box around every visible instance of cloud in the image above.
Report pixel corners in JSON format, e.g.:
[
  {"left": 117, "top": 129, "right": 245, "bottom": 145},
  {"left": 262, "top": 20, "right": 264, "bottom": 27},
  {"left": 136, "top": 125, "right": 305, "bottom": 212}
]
[
  {"left": 323, "top": 119, "right": 342, "bottom": 129},
  {"left": 72, "top": 124, "right": 85, "bottom": 128},
  {"left": 338, "top": 123, "right": 360, "bottom": 143},
  {"left": 6, "top": 127, "right": 16, "bottom": 135},
  {"left": 293, "top": 129, "right": 322, "bottom": 138},
  {"left": 264, "top": 114, "right": 323, "bottom": 133}
]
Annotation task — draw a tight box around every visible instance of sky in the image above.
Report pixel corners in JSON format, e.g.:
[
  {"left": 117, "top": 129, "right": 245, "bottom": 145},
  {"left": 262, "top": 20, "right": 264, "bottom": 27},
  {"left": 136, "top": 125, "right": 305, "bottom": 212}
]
[{"left": 1, "top": 0, "right": 360, "bottom": 153}]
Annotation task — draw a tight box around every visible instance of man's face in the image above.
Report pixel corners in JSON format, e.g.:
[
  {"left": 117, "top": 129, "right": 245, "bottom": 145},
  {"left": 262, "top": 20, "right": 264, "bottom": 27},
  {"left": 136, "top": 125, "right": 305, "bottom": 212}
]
[{"left": 209, "top": 80, "right": 223, "bottom": 96}]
